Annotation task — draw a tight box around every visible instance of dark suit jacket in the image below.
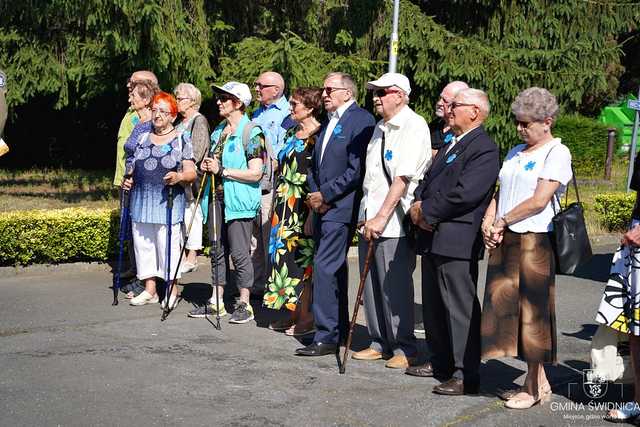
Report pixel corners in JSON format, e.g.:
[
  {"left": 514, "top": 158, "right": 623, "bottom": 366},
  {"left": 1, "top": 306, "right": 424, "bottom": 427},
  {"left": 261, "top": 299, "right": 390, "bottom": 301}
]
[
  {"left": 415, "top": 125, "right": 500, "bottom": 260},
  {"left": 308, "top": 103, "right": 375, "bottom": 224}
]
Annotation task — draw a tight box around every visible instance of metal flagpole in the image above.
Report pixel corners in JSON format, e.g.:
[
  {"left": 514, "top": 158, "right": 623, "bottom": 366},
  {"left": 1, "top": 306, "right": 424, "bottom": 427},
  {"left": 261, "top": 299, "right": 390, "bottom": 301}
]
[{"left": 388, "top": 0, "right": 400, "bottom": 73}]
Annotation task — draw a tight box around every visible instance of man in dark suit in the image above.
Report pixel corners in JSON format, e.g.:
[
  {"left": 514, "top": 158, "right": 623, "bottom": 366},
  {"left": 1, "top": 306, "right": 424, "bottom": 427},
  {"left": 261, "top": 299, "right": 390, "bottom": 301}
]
[
  {"left": 296, "top": 72, "right": 375, "bottom": 356},
  {"left": 405, "top": 88, "right": 500, "bottom": 394}
]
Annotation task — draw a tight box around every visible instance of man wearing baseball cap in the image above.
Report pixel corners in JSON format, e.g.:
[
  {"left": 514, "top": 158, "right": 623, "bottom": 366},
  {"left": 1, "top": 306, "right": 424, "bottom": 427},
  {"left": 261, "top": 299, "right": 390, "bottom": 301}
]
[
  {"left": 194, "top": 81, "right": 267, "bottom": 324},
  {"left": 350, "top": 72, "right": 431, "bottom": 368}
]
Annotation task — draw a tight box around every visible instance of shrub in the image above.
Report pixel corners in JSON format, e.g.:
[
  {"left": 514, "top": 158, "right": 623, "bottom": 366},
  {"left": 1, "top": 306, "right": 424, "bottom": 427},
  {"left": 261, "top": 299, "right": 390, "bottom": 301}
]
[
  {"left": 593, "top": 192, "right": 636, "bottom": 231},
  {"left": 555, "top": 114, "right": 616, "bottom": 176},
  {"left": 0, "top": 208, "right": 119, "bottom": 265}
]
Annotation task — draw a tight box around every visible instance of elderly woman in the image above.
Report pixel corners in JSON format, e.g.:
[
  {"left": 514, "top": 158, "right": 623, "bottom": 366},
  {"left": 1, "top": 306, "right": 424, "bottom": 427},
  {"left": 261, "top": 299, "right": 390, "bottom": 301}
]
[
  {"left": 174, "top": 83, "right": 210, "bottom": 273},
  {"left": 190, "top": 82, "right": 265, "bottom": 324},
  {"left": 123, "top": 92, "right": 196, "bottom": 308},
  {"left": 480, "top": 87, "right": 572, "bottom": 409},
  {"left": 264, "top": 87, "right": 322, "bottom": 336}
]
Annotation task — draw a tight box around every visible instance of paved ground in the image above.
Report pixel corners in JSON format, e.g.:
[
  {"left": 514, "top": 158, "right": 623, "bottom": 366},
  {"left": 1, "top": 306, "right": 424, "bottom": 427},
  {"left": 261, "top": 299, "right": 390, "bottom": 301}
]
[{"left": 0, "top": 242, "right": 630, "bottom": 427}]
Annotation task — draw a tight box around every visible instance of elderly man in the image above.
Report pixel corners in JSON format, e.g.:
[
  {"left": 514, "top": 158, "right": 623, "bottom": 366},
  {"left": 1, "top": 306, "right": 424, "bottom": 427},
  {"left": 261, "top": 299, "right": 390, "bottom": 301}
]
[
  {"left": 414, "top": 80, "right": 469, "bottom": 335},
  {"left": 406, "top": 88, "right": 500, "bottom": 395},
  {"left": 296, "top": 72, "right": 375, "bottom": 356},
  {"left": 350, "top": 73, "right": 431, "bottom": 368},
  {"left": 429, "top": 81, "right": 469, "bottom": 158},
  {"left": 250, "top": 71, "right": 289, "bottom": 294},
  {"left": 113, "top": 70, "right": 158, "bottom": 280}
]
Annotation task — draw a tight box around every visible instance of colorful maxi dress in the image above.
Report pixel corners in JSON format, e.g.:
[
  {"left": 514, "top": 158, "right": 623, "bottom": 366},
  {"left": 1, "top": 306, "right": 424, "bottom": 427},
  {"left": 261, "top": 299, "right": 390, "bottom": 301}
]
[{"left": 263, "top": 128, "right": 316, "bottom": 311}]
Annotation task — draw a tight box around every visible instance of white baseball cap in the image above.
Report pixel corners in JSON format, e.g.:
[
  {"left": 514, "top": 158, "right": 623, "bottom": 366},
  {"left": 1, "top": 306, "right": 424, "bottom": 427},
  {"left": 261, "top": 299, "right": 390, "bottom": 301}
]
[
  {"left": 366, "top": 72, "right": 411, "bottom": 95},
  {"left": 212, "top": 81, "right": 252, "bottom": 107}
]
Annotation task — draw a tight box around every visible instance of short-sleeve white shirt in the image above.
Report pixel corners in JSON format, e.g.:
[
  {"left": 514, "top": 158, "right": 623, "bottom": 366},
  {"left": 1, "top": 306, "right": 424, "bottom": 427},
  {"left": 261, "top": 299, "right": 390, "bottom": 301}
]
[
  {"left": 497, "top": 138, "right": 572, "bottom": 233},
  {"left": 358, "top": 106, "right": 432, "bottom": 237}
]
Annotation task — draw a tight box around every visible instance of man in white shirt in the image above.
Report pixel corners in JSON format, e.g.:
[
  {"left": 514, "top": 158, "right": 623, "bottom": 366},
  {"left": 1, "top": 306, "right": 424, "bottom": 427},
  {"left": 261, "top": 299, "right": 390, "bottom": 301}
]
[{"left": 351, "top": 73, "right": 431, "bottom": 369}]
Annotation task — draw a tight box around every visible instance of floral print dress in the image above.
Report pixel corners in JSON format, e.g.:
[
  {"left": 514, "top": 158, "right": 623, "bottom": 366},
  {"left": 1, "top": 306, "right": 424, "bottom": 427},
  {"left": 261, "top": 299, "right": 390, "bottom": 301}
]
[{"left": 263, "top": 127, "right": 316, "bottom": 311}]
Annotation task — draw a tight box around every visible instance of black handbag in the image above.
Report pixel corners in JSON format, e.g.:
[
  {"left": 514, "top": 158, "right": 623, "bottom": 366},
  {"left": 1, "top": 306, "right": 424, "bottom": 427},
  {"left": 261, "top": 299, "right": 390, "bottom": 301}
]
[{"left": 550, "top": 165, "right": 592, "bottom": 274}]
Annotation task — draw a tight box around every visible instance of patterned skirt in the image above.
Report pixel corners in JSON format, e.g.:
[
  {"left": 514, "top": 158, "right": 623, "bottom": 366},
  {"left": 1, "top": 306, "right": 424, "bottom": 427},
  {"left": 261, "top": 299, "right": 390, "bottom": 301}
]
[
  {"left": 596, "top": 222, "right": 640, "bottom": 336},
  {"left": 481, "top": 230, "right": 557, "bottom": 364}
]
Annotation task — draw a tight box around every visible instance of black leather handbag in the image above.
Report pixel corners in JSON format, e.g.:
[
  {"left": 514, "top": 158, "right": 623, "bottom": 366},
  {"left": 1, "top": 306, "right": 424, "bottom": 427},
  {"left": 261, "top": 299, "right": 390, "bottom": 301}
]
[{"left": 550, "top": 166, "right": 592, "bottom": 274}]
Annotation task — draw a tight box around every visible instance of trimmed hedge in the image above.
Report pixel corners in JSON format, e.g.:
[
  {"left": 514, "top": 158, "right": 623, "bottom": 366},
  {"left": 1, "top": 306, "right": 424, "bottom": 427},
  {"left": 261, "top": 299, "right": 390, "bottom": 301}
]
[
  {"left": 555, "top": 115, "right": 615, "bottom": 176},
  {"left": 0, "top": 208, "right": 119, "bottom": 265},
  {"left": 594, "top": 192, "right": 636, "bottom": 232}
]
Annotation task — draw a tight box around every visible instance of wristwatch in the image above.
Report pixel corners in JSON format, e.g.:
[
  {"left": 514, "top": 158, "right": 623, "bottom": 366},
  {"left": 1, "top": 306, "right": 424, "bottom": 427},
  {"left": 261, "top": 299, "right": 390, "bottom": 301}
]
[{"left": 221, "top": 167, "right": 229, "bottom": 178}]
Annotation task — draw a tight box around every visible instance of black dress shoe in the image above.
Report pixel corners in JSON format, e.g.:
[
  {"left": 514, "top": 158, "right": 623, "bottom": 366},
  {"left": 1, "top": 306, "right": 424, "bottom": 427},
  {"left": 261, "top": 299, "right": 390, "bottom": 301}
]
[
  {"left": 295, "top": 342, "right": 337, "bottom": 356},
  {"left": 405, "top": 362, "right": 434, "bottom": 377},
  {"left": 433, "top": 378, "right": 479, "bottom": 396}
]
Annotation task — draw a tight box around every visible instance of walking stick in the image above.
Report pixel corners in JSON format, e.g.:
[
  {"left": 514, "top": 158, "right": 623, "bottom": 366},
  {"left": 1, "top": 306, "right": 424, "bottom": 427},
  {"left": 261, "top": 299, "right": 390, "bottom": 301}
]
[
  {"left": 210, "top": 171, "right": 222, "bottom": 330},
  {"left": 160, "top": 172, "right": 209, "bottom": 321},
  {"left": 112, "top": 187, "right": 131, "bottom": 306},
  {"left": 339, "top": 239, "right": 374, "bottom": 374},
  {"left": 160, "top": 186, "right": 174, "bottom": 321}
]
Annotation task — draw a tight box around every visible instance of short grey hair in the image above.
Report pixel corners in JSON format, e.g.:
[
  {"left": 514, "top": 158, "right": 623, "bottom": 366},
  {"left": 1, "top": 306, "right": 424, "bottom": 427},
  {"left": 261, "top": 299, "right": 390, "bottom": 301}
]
[
  {"left": 325, "top": 72, "right": 358, "bottom": 100},
  {"left": 457, "top": 88, "right": 490, "bottom": 119},
  {"left": 511, "top": 87, "right": 559, "bottom": 122},
  {"left": 173, "top": 83, "right": 202, "bottom": 110}
]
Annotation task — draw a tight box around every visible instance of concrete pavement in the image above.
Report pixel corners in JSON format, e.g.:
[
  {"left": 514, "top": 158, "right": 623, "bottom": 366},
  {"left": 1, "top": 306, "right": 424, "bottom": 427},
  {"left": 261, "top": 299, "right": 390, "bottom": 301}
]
[{"left": 0, "top": 243, "right": 628, "bottom": 426}]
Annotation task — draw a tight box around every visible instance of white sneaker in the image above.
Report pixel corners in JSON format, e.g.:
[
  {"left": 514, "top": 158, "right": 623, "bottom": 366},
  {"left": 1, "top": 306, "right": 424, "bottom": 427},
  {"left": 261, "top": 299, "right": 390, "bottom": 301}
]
[
  {"left": 161, "top": 294, "right": 179, "bottom": 310},
  {"left": 181, "top": 261, "right": 198, "bottom": 274},
  {"left": 130, "top": 291, "right": 159, "bottom": 306}
]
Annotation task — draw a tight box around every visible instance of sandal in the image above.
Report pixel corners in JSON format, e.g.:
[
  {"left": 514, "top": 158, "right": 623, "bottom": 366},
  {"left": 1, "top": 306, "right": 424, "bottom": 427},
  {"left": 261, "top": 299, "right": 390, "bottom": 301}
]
[
  {"left": 604, "top": 403, "right": 640, "bottom": 423},
  {"left": 285, "top": 325, "right": 317, "bottom": 337},
  {"left": 269, "top": 318, "right": 295, "bottom": 331},
  {"left": 499, "top": 382, "right": 551, "bottom": 401}
]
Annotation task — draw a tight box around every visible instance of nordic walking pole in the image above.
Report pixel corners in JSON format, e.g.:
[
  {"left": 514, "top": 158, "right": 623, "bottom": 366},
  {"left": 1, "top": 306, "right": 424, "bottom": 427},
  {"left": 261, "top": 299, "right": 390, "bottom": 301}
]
[
  {"left": 210, "top": 171, "right": 222, "bottom": 330},
  {"left": 160, "top": 172, "right": 208, "bottom": 321},
  {"left": 340, "top": 238, "right": 374, "bottom": 374},
  {"left": 161, "top": 185, "right": 174, "bottom": 321},
  {"left": 112, "top": 187, "right": 130, "bottom": 306}
]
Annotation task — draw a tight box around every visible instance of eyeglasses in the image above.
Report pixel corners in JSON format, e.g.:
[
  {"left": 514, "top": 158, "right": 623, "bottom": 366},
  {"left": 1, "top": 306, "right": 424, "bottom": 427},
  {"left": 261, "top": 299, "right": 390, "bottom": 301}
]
[
  {"left": 176, "top": 97, "right": 191, "bottom": 102},
  {"left": 439, "top": 96, "right": 454, "bottom": 104},
  {"left": 289, "top": 100, "right": 301, "bottom": 108},
  {"left": 322, "top": 86, "right": 348, "bottom": 96},
  {"left": 151, "top": 108, "right": 172, "bottom": 116},
  {"left": 373, "top": 88, "right": 402, "bottom": 98},
  {"left": 449, "top": 102, "right": 477, "bottom": 110},
  {"left": 254, "top": 83, "right": 277, "bottom": 90}
]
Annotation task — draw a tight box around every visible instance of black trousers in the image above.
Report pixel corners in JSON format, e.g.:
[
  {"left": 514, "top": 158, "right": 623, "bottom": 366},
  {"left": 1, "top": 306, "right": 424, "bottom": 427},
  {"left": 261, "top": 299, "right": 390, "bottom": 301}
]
[{"left": 421, "top": 253, "right": 481, "bottom": 384}]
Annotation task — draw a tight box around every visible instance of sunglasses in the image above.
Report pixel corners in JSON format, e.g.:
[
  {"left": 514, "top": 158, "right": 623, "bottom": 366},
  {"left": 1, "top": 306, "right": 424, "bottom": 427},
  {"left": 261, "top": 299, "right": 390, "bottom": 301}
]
[
  {"left": 289, "top": 100, "right": 301, "bottom": 108},
  {"left": 322, "top": 86, "right": 348, "bottom": 96},
  {"left": 254, "top": 83, "right": 277, "bottom": 90},
  {"left": 217, "top": 94, "right": 236, "bottom": 103},
  {"left": 373, "top": 88, "right": 402, "bottom": 98}
]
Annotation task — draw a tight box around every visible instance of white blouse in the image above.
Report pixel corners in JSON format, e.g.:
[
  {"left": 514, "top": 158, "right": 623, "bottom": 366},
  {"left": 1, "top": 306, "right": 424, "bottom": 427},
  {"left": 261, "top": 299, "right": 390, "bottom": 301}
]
[{"left": 497, "top": 138, "right": 572, "bottom": 233}]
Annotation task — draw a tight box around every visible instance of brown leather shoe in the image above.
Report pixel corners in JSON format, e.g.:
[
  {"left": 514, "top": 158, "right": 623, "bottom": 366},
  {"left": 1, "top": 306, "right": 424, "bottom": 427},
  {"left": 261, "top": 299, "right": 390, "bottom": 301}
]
[
  {"left": 352, "top": 348, "right": 383, "bottom": 360},
  {"left": 433, "top": 378, "right": 479, "bottom": 396},
  {"left": 385, "top": 354, "right": 416, "bottom": 369},
  {"left": 405, "top": 362, "right": 434, "bottom": 377}
]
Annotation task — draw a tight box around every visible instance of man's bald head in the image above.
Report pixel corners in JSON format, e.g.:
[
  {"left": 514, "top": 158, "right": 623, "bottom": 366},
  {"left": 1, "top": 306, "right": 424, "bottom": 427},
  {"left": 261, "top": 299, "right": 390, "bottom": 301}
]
[
  {"left": 436, "top": 81, "right": 469, "bottom": 119},
  {"left": 128, "top": 70, "right": 158, "bottom": 93},
  {"left": 255, "top": 71, "right": 285, "bottom": 105}
]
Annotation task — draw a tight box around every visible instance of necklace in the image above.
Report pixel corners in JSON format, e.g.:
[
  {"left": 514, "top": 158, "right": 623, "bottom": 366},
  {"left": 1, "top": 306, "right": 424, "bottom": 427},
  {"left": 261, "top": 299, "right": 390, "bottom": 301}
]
[{"left": 154, "top": 127, "right": 174, "bottom": 136}]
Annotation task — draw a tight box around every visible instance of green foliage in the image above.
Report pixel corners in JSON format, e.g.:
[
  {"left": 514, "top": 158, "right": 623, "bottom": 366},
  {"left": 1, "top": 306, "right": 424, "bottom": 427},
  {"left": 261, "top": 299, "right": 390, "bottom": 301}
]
[
  {"left": 0, "top": 208, "right": 118, "bottom": 265},
  {"left": 554, "top": 115, "right": 615, "bottom": 176},
  {"left": 593, "top": 192, "right": 636, "bottom": 231}
]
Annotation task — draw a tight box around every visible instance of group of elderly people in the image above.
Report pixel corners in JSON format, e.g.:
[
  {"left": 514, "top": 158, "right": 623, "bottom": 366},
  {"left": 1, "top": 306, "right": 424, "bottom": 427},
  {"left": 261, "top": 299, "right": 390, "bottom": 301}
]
[{"left": 113, "top": 68, "right": 595, "bottom": 411}]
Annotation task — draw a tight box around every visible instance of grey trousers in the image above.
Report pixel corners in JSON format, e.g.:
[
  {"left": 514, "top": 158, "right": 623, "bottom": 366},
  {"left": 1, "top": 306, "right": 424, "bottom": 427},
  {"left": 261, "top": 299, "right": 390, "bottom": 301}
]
[
  {"left": 359, "top": 236, "right": 417, "bottom": 357},
  {"left": 207, "top": 198, "right": 254, "bottom": 290}
]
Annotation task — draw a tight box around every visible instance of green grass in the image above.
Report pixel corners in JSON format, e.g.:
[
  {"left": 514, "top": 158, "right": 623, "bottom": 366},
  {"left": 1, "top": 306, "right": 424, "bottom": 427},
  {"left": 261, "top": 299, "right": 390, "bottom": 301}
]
[{"left": 0, "top": 168, "right": 118, "bottom": 212}]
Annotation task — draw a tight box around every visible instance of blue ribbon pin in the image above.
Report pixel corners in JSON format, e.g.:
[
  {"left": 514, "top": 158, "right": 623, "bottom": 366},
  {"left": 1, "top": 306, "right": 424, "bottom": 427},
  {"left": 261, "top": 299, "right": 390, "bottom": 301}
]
[
  {"left": 384, "top": 149, "right": 393, "bottom": 161},
  {"left": 446, "top": 153, "right": 457, "bottom": 164},
  {"left": 524, "top": 160, "right": 536, "bottom": 171},
  {"left": 444, "top": 133, "right": 453, "bottom": 144}
]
